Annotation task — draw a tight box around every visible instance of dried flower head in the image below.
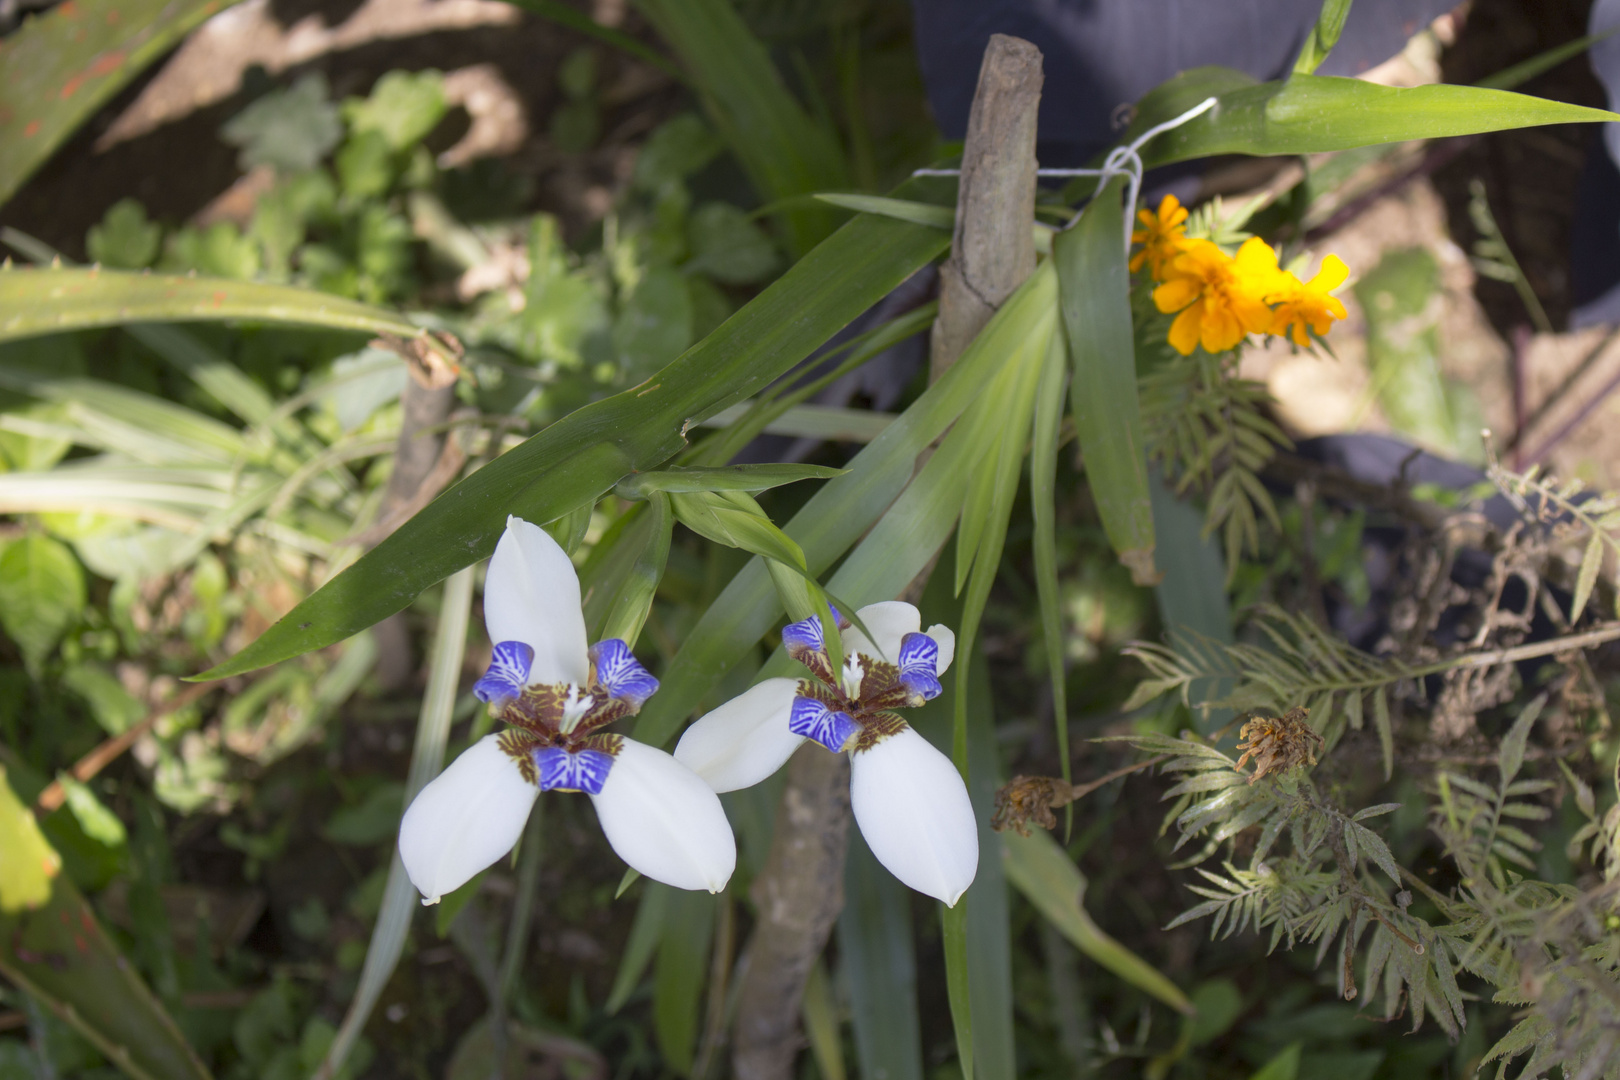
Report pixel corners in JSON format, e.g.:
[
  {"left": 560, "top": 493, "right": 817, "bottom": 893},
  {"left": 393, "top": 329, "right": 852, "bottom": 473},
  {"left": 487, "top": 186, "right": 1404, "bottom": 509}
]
[
  {"left": 1234, "top": 707, "right": 1323, "bottom": 784},
  {"left": 991, "top": 775, "right": 1076, "bottom": 836}
]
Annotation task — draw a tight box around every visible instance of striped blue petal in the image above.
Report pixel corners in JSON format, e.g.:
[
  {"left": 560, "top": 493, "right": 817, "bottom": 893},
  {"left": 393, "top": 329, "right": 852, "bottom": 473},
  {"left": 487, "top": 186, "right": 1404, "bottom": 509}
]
[
  {"left": 590, "top": 639, "right": 660, "bottom": 708},
  {"left": 787, "top": 696, "right": 859, "bottom": 753},
  {"left": 474, "top": 640, "right": 534, "bottom": 704},
  {"left": 533, "top": 746, "right": 615, "bottom": 794},
  {"left": 781, "top": 613, "right": 825, "bottom": 655},
  {"left": 896, "top": 632, "right": 942, "bottom": 701}
]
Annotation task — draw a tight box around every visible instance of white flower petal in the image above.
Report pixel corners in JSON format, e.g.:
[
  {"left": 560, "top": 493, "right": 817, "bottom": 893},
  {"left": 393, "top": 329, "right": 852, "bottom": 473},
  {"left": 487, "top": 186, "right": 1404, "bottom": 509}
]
[
  {"left": 591, "top": 739, "right": 737, "bottom": 892},
  {"left": 843, "top": 601, "right": 922, "bottom": 664},
  {"left": 673, "top": 678, "right": 804, "bottom": 793},
  {"left": 398, "top": 735, "right": 537, "bottom": 905},
  {"left": 924, "top": 623, "right": 956, "bottom": 676},
  {"left": 484, "top": 515, "right": 589, "bottom": 686},
  {"left": 849, "top": 726, "right": 978, "bottom": 905}
]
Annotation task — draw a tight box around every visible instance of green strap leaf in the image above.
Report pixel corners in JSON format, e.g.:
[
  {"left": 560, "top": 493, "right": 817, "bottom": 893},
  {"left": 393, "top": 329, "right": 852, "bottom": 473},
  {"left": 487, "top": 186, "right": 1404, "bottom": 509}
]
[
  {"left": 631, "top": 260, "right": 1055, "bottom": 749},
  {"left": 1056, "top": 178, "right": 1157, "bottom": 584},
  {"left": 838, "top": 834, "right": 923, "bottom": 1080},
  {"left": 0, "top": 267, "right": 426, "bottom": 344},
  {"left": 618, "top": 463, "right": 845, "bottom": 497},
  {"left": 0, "top": 0, "right": 245, "bottom": 208},
  {"left": 197, "top": 206, "right": 949, "bottom": 680},
  {"left": 1129, "top": 68, "right": 1620, "bottom": 167},
  {"left": 941, "top": 901, "right": 973, "bottom": 1080},
  {"left": 1002, "top": 828, "right": 1193, "bottom": 1014},
  {"left": 814, "top": 194, "right": 954, "bottom": 230},
  {"left": 1028, "top": 330, "right": 1073, "bottom": 816},
  {"left": 0, "top": 770, "right": 212, "bottom": 1080}
]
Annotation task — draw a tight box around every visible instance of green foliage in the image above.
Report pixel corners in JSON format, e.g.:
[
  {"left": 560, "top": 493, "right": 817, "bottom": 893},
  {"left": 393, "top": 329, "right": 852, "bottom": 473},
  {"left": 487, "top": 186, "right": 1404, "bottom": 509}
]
[
  {"left": 0, "top": 0, "right": 245, "bottom": 207},
  {"left": 219, "top": 73, "right": 344, "bottom": 173},
  {"left": 86, "top": 200, "right": 162, "bottom": 270},
  {"left": 0, "top": 534, "right": 85, "bottom": 670}
]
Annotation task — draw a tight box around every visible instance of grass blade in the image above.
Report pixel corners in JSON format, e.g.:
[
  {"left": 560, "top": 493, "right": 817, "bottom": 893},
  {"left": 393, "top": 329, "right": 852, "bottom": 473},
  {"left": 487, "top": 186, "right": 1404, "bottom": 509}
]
[
  {"left": 316, "top": 565, "right": 475, "bottom": 1080},
  {"left": 1030, "top": 328, "right": 1072, "bottom": 812},
  {"left": 1003, "top": 828, "right": 1193, "bottom": 1014},
  {"left": 1056, "top": 177, "right": 1156, "bottom": 584},
  {"left": 838, "top": 833, "right": 923, "bottom": 1080},
  {"left": 0, "top": 266, "right": 426, "bottom": 344}
]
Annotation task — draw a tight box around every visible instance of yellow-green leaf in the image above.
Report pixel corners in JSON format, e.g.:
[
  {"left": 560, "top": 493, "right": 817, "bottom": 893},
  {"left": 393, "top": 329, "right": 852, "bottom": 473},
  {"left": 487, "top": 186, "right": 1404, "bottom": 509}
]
[{"left": 0, "top": 765, "right": 60, "bottom": 912}]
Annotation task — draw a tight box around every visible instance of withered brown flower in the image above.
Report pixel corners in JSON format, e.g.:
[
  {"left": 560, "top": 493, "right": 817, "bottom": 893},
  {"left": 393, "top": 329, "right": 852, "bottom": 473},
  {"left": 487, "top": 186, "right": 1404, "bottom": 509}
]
[
  {"left": 1233, "top": 707, "right": 1323, "bottom": 784},
  {"left": 991, "top": 775, "right": 1073, "bottom": 836}
]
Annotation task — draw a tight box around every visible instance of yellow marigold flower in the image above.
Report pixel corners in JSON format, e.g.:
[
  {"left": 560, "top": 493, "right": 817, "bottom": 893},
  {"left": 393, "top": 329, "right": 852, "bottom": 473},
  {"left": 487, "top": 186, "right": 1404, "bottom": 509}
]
[
  {"left": 1269, "top": 254, "right": 1350, "bottom": 347},
  {"left": 1129, "top": 194, "right": 1190, "bottom": 280},
  {"left": 1153, "top": 237, "right": 1279, "bottom": 356}
]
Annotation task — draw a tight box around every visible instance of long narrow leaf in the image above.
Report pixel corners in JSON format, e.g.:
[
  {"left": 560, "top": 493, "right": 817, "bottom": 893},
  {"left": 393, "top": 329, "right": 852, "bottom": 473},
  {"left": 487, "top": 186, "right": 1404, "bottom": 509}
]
[
  {"left": 0, "top": 774, "right": 212, "bottom": 1080},
  {"left": 1030, "top": 330, "right": 1072, "bottom": 802},
  {"left": 317, "top": 566, "right": 475, "bottom": 1079},
  {"left": 631, "top": 260, "right": 1055, "bottom": 748},
  {"left": 1057, "top": 177, "right": 1156, "bottom": 583},
  {"left": 839, "top": 834, "right": 923, "bottom": 1080},
  {"left": 0, "top": 0, "right": 244, "bottom": 207},
  {"left": 0, "top": 267, "right": 425, "bottom": 344},
  {"left": 1131, "top": 69, "right": 1620, "bottom": 168},
  {"left": 1003, "top": 828, "right": 1193, "bottom": 1014},
  {"left": 201, "top": 205, "right": 950, "bottom": 680},
  {"left": 632, "top": 0, "right": 849, "bottom": 255}
]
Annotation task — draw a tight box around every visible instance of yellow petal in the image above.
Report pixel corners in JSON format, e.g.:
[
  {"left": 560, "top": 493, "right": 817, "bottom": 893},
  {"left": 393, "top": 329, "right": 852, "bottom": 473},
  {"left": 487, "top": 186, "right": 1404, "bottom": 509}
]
[
  {"left": 1309, "top": 254, "right": 1349, "bottom": 292},
  {"left": 1153, "top": 277, "right": 1201, "bottom": 314},
  {"left": 1168, "top": 304, "right": 1202, "bottom": 355}
]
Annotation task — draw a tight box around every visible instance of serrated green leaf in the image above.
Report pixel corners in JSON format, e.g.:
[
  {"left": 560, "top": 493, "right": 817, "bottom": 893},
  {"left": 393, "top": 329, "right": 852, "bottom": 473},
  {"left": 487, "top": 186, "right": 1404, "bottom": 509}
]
[
  {"left": 220, "top": 72, "right": 343, "bottom": 172},
  {"left": 1573, "top": 534, "right": 1603, "bottom": 623},
  {"left": 342, "top": 69, "right": 447, "bottom": 151},
  {"left": 1499, "top": 694, "right": 1544, "bottom": 784}
]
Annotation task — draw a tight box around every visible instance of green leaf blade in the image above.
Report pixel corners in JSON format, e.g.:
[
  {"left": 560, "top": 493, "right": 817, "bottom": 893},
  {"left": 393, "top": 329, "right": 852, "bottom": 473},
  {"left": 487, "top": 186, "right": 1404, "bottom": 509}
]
[{"left": 1056, "top": 178, "right": 1156, "bottom": 584}]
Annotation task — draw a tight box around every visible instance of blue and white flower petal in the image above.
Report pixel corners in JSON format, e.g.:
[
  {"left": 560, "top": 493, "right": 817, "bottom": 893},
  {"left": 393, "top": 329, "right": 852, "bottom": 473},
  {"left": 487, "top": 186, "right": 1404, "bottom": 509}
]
[
  {"left": 849, "top": 726, "right": 978, "bottom": 906},
  {"left": 590, "top": 739, "right": 736, "bottom": 893},
  {"left": 787, "top": 696, "right": 859, "bottom": 753},
  {"left": 589, "top": 639, "right": 660, "bottom": 708},
  {"left": 484, "top": 516, "right": 590, "bottom": 688},
  {"left": 534, "top": 745, "right": 615, "bottom": 793},
  {"left": 398, "top": 735, "right": 538, "bottom": 905},
  {"left": 842, "top": 602, "right": 955, "bottom": 676},
  {"left": 781, "top": 612, "right": 826, "bottom": 656},
  {"left": 895, "top": 632, "right": 943, "bottom": 701},
  {"left": 673, "top": 679, "right": 804, "bottom": 793},
  {"left": 474, "top": 640, "right": 534, "bottom": 704}
]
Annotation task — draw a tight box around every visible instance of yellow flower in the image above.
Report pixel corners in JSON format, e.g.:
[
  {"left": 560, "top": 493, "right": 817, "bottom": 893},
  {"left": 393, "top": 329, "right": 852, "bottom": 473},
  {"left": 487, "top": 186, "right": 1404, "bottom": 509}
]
[
  {"left": 1269, "top": 254, "right": 1349, "bottom": 347},
  {"left": 1153, "top": 237, "right": 1279, "bottom": 356},
  {"left": 1129, "top": 194, "right": 1190, "bottom": 280}
]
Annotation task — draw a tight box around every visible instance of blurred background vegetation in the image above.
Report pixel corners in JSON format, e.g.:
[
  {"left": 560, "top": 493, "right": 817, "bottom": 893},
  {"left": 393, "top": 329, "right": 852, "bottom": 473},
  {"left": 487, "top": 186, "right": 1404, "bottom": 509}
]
[{"left": 1, "top": 0, "right": 1620, "bottom": 1078}]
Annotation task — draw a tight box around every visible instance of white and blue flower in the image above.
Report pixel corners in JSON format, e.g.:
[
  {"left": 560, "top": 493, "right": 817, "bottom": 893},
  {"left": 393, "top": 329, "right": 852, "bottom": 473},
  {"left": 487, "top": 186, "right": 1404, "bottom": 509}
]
[
  {"left": 673, "top": 601, "right": 977, "bottom": 905},
  {"left": 399, "top": 516, "right": 736, "bottom": 904}
]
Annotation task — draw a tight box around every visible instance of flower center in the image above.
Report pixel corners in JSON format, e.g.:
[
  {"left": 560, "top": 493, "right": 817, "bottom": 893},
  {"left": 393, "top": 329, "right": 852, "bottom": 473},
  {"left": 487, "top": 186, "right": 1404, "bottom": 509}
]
[{"left": 780, "top": 613, "right": 943, "bottom": 754}]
